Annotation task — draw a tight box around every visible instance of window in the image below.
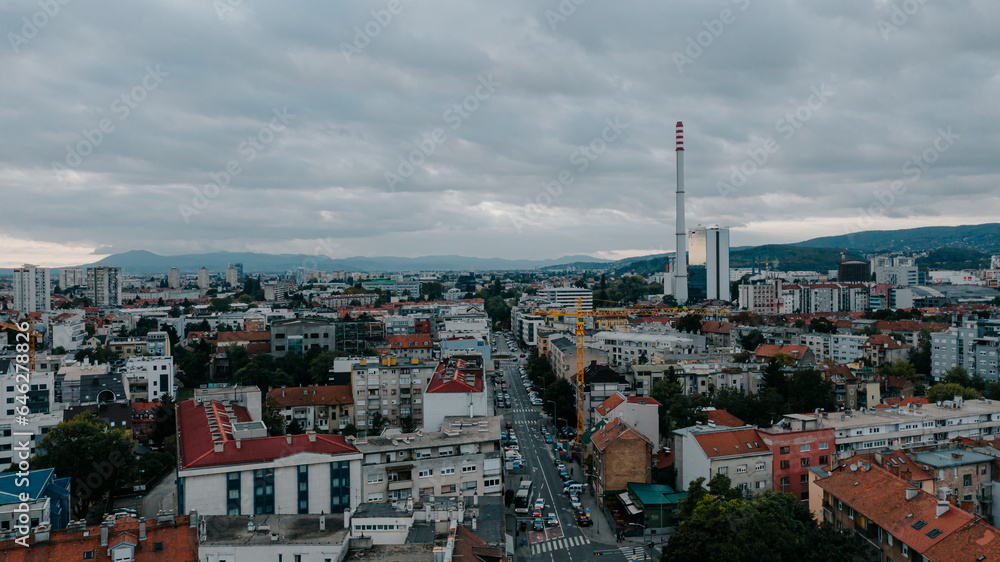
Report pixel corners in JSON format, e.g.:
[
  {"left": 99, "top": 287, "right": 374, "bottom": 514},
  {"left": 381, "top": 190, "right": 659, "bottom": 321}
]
[
  {"left": 441, "top": 484, "right": 456, "bottom": 493},
  {"left": 367, "top": 471, "right": 384, "bottom": 484},
  {"left": 779, "top": 446, "right": 790, "bottom": 454},
  {"left": 416, "top": 449, "right": 432, "bottom": 459},
  {"left": 84, "top": 552, "right": 95, "bottom": 560},
  {"left": 756, "top": 480, "right": 766, "bottom": 489},
  {"left": 964, "top": 474, "right": 972, "bottom": 487},
  {"left": 819, "top": 455, "right": 829, "bottom": 466},
  {"left": 717, "top": 466, "right": 728, "bottom": 475},
  {"left": 253, "top": 468, "right": 275, "bottom": 515},
  {"left": 419, "top": 486, "right": 434, "bottom": 496},
  {"left": 441, "top": 467, "right": 455, "bottom": 476},
  {"left": 780, "top": 477, "right": 790, "bottom": 486},
  {"left": 780, "top": 460, "right": 790, "bottom": 469},
  {"left": 901, "top": 543, "right": 909, "bottom": 556},
  {"left": 227, "top": 472, "right": 241, "bottom": 515},
  {"left": 462, "top": 464, "right": 477, "bottom": 473},
  {"left": 755, "top": 461, "right": 766, "bottom": 471},
  {"left": 153, "top": 541, "right": 164, "bottom": 552},
  {"left": 800, "top": 458, "right": 811, "bottom": 467},
  {"left": 800, "top": 474, "right": 809, "bottom": 484},
  {"left": 736, "top": 464, "right": 747, "bottom": 474},
  {"left": 800, "top": 444, "right": 810, "bottom": 452},
  {"left": 462, "top": 481, "right": 477, "bottom": 491},
  {"left": 818, "top": 442, "right": 829, "bottom": 450},
  {"left": 848, "top": 507, "right": 855, "bottom": 519},
  {"left": 330, "top": 461, "right": 351, "bottom": 510},
  {"left": 367, "top": 492, "right": 384, "bottom": 502},
  {"left": 298, "top": 465, "right": 309, "bottom": 514},
  {"left": 800, "top": 492, "right": 809, "bottom": 501},
  {"left": 418, "top": 468, "right": 433, "bottom": 478}
]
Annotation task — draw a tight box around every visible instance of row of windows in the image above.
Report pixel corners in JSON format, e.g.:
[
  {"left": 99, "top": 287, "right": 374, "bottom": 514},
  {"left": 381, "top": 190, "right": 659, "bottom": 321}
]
[{"left": 777, "top": 442, "right": 829, "bottom": 455}]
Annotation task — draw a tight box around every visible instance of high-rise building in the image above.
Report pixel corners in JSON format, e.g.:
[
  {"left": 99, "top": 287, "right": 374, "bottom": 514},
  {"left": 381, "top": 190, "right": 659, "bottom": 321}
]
[
  {"left": 538, "top": 287, "right": 593, "bottom": 311},
  {"left": 167, "top": 267, "right": 181, "bottom": 289},
  {"left": 87, "top": 265, "right": 122, "bottom": 307},
  {"left": 688, "top": 226, "right": 730, "bottom": 301},
  {"left": 838, "top": 260, "right": 870, "bottom": 283},
  {"left": 197, "top": 267, "right": 210, "bottom": 289},
  {"left": 58, "top": 268, "right": 86, "bottom": 289},
  {"left": 12, "top": 264, "right": 51, "bottom": 313},
  {"left": 226, "top": 263, "right": 243, "bottom": 287}
]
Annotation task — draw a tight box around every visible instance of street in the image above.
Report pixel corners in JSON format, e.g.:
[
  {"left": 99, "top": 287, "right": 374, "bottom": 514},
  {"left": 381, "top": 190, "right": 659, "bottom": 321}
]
[{"left": 495, "top": 333, "right": 648, "bottom": 561}]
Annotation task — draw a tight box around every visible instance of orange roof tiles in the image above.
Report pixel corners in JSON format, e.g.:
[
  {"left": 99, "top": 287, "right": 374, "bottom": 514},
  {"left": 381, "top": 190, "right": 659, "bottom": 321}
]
[
  {"left": 692, "top": 428, "right": 769, "bottom": 459},
  {"left": 266, "top": 385, "right": 353, "bottom": 408},
  {"left": 591, "top": 417, "right": 651, "bottom": 452},
  {"left": 864, "top": 334, "right": 907, "bottom": 349},
  {"left": 595, "top": 393, "right": 624, "bottom": 417},
  {"left": 925, "top": 520, "right": 1000, "bottom": 562},
  {"left": 705, "top": 409, "right": 745, "bottom": 428},
  {"left": 0, "top": 515, "right": 197, "bottom": 560},
  {"left": 817, "top": 463, "right": 975, "bottom": 554},
  {"left": 386, "top": 334, "right": 432, "bottom": 348}
]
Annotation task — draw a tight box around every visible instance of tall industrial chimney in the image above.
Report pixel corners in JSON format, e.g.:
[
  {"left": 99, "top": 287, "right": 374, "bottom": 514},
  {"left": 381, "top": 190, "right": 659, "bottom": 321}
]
[{"left": 674, "top": 121, "right": 688, "bottom": 304}]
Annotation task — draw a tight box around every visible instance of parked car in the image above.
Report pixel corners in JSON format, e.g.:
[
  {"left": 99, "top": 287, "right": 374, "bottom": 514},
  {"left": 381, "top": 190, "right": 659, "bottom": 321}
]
[
  {"left": 577, "top": 511, "right": 592, "bottom": 527},
  {"left": 544, "top": 434, "right": 553, "bottom": 443},
  {"left": 569, "top": 494, "right": 582, "bottom": 511}
]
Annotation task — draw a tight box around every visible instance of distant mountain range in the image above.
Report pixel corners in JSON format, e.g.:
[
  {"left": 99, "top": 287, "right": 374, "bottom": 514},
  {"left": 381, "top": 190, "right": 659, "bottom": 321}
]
[
  {"left": 65, "top": 250, "right": 611, "bottom": 275},
  {"left": 4, "top": 223, "right": 1000, "bottom": 276}
]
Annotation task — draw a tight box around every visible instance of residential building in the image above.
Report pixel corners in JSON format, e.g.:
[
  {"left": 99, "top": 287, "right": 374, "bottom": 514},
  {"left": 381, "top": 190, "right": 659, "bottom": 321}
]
[
  {"left": 145, "top": 330, "right": 171, "bottom": 357},
  {"left": 0, "top": 514, "right": 199, "bottom": 561},
  {"left": 58, "top": 267, "right": 85, "bottom": 289},
  {"left": 688, "top": 226, "right": 730, "bottom": 301},
  {"left": 673, "top": 424, "right": 773, "bottom": 494},
  {"left": 87, "top": 265, "right": 122, "bottom": 307},
  {"left": 439, "top": 335, "right": 491, "bottom": 366},
  {"left": 122, "top": 356, "right": 175, "bottom": 401},
  {"left": 823, "top": 396, "right": 1000, "bottom": 454},
  {"left": 167, "top": 267, "right": 180, "bottom": 289},
  {"left": 594, "top": 330, "right": 703, "bottom": 367},
  {"left": 197, "top": 266, "right": 210, "bottom": 289},
  {"left": 738, "top": 280, "right": 783, "bottom": 314},
  {"left": 932, "top": 319, "right": 1000, "bottom": 381},
  {"left": 594, "top": 391, "right": 661, "bottom": 446},
  {"left": 49, "top": 313, "right": 86, "bottom": 352},
  {"left": 547, "top": 335, "right": 608, "bottom": 381},
  {"left": 198, "top": 513, "right": 351, "bottom": 562},
  {"left": 590, "top": 418, "right": 653, "bottom": 503},
  {"left": 754, "top": 344, "right": 816, "bottom": 367},
  {"left": 354, "top": 417, "right": 503, "bottom": 502},
  {"left": 798, "top": 333, "right": 866, "bottom": 364},
  {"left": 815, "top": 461, "right": 1000, "bottom": 562},
  {"left": 12, "top": 264, "right": 50, "bottom": 313},
  {"left": 582, "top": 362, "right": 630, "bottom": 428},
  {"left": 538, "top": 287, "right": 593, "bottom": 311},
  {"left": 380, "top": 334, "right": 434, "bottom": 361},
  {"left": 361, "top": 279, "right": 422, "bottom": 296},
  {"left": 0, "top": 468, "right": 70, "bottom": 532},
  {"left": 759, "top": 414, "right": 835, "bottom": 503},
  {"left": 423, "top": 355, "right": 489, "bottom": 433},
  {"left": 0, "top": 414, "right": 62, "bottom": 469},
  {"left": 781, "top": 283, "right": 869, "bottom": 313},
  {"left": 175, "top": 397, "right": 361, "bottom": 516},
  {"left": 913, "top": 448, "right": 994, "bottom": 519},
  {"left": 270, "top": 318, "right": 334, "bottom": 359},
  {"left": 863, "top": 334, "right": 910, "bottom": 368},
  {"left": 351, "top": 357, "right": 436, "bottom": 435},
  {"left": 0, "top": 371, "right": 54, "bottom": 414},
  {"left": 266, "top": 385, "right": 354, "bottom": 433},
  {"left": 226, "top": 262, "right": 243, "bottom": 287}
]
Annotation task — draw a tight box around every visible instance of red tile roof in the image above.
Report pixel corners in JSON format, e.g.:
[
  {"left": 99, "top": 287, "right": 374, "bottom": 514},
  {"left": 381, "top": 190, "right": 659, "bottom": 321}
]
[
  {"left": 925, "top": 520, "right": 1000, "bottom": 562},
  {"left": 834, "top": 452, "right": 935, "bottom": 483},
  {"left": 652, "top": 448, "right": 674, "bottom": 470},
  {"left": 627, "top": 396, "right": 660, "bottom": 407},
  {"left": 876, "top": 320, "right": 949, "bottom": 333},
  {"left": 176, "top": 399, "right": 357, "bottom": 470},
  {"left": 864, "top": 334, "right": 907, "bottom": 350},
  {"left": 595, "top": 393, "right": 625, "bottom": 417},
  {"left": 700, "top": 321, "right": 735, "bottom": 334},
  {"left": 816, "top": 463, "right": 974, "bottom": 554},
  {"left": 245, "top": 342, "right": 272, "bottom": 355},
  {"left": 267, "top": 385, "right": 353, "bottom": 408},
  {"left": 591, "top": 417, "right": 652, "bottom": 452},
  {"left": 693, "top": 428, "right": 769, "bottom": 459},
  {"left": 705, "top": 409, "right": 745, "bottom": 428},
  {"left": 216, "top": 330, "right": 271, "bottom": 342},
  {"left": 425, "top": 360, "right": 484, "bottom": 394},
  {"left": 822, "top": 364, "right": 857, "bottom": 381},
  {"left": 386, "top": 334, "right": 432, "bottom": 348},
  {"left": 0, "top": 515, "right": 197, "bottom": 560},
  {"left": 755, "top": 344, "right": 810, "bottom": 360}
]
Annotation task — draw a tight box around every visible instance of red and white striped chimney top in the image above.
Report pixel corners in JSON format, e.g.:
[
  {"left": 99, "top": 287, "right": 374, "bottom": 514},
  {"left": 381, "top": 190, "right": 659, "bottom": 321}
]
[{"left": 676, "top": 121, "right": 684, "bottom": 151}]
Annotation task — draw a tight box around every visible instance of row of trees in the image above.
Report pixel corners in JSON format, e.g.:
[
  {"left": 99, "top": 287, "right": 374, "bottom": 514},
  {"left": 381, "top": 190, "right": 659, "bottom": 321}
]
[
  {"left": 524, "top": 350, "right": 577, "bottom": 428},
  {"left": 665, "top": 474, "right": 865, "bottom": 561}
]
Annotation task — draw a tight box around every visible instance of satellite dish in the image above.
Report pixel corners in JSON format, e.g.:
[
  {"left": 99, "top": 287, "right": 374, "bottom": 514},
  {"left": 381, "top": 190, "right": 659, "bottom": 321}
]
[{"left": 850, "top": 464, "right": 858, "bottom": 472}]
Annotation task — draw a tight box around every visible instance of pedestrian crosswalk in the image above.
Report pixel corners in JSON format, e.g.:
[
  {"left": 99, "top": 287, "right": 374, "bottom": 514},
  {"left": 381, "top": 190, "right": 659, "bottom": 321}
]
[
  {"left": 530, "top": 534, "right": 591, "bottom": 554},
  {"left": 618, "top": 546, "right": 651, "bottom": 560}
]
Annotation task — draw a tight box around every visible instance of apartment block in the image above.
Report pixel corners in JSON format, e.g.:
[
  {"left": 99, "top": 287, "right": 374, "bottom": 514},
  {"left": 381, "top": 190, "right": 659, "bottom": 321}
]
[
  {"left": 351, "top": 356, "right": 436, "bottom": 436},
  {"left": 12, "top": 264, "right": 50, "bottom": 313},
  {"left": 354, "top": 417, "right": 502, "bottom": 502},
  {"left": 798, "top": 333, "right": 866, "bottom": 364},
  {"left": 538, "top": 287, "right": 593, "bottom": 311},
  {"left": 932, "top": 319, "right": 1000, "bottom": 381},
  {"left": 759, "top": 414, "right": 835, "bottom": 503},
  {"left": 270, "top": 318, "right": 334, "bottom": 359},
  {"left": 122, "top": 356, "right": 175, "bottom": 401},
  {"left": 423, "top": 355, "right": 489, "bottom": 433},
  {"left": 594, "top": 331, "right": 703, "bottom": 367},
  {"left": 266, "top": 385, "right": 354, "bottom": 433},
  {"left": 57, "top": 267, "right": 85, "bottom": 289},
  {"left": 738, "top": 280, "right": 783, "bottom": 314},
  {"left": 673, "top": 424, "right": 773, "bottom": 494},
  {"left": 86, "top": 265, "right": 122, "bottom": 307}
]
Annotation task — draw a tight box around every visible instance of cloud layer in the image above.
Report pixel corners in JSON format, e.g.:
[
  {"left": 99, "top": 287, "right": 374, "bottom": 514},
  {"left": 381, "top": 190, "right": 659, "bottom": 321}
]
[{"left": 2, "top": 0, "right": 998, "bottom": 267}]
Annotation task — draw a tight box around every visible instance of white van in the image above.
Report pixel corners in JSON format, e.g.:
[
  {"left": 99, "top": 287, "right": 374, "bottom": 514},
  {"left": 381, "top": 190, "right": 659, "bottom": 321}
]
[{"left": 563, "top": 483, "right": 583, "bottom": 495}]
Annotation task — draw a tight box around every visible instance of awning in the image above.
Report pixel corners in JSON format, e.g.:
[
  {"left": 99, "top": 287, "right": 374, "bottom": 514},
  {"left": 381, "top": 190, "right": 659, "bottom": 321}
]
[
  {"left": 618, "top": 492, "right": 633, "bottom": 505},
  {"left": 626, "top": 504, "right": 643, "bottom": 515}
]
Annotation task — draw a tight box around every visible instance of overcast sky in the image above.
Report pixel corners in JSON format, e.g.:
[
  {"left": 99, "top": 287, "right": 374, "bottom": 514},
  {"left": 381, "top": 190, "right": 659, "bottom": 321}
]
[{"left": 2, "top": 0, "right": 998, "bottom": 267}]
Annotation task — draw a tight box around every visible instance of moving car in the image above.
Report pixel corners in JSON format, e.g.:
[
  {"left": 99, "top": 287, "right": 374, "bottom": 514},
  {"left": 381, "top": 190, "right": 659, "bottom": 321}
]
[
  {"left": 532, "top": 506, "right": 542, "bottom": 518},
  {"left": 533, "top": 518, "right": 544, "bottom": 531},
  {"left": 545, "top": 513, "right": 558, "bottom": 527}
]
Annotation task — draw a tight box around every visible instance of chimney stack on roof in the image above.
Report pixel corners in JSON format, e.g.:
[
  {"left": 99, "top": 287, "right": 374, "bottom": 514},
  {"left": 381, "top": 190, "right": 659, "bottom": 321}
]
[{"left": 936, "top": 500, "right": 950, "bottom": 518}]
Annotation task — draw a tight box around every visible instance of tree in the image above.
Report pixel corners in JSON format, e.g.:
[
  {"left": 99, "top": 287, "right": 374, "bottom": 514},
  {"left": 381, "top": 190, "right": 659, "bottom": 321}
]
[
  {"left": 738, "top": 330, "right": 765, "bottom": 351},
  {"left": 942, "top": 366, "right": 972, "bottom": 387},
  {"left": 666, "top": 489, "right": 865, "bottom": 562},
  {"left": 400, "top": 416, "right": 418, "bottom": 433},
  {"left": 787, "top": 369, "right": 835, "bottom": 414},
  {"left": 878, "top": 360, "right": 924, "bottom": 394},
  {"left": 30, "top": 412, "right": 138, "bottom": 519},
  {"left": 286, "top": 420, "right": 305, "bottom": 435},
  {"left": 662, "top": 295, "right": 678, "bottom": 308},
  {"left": 809, "top": 317, "right": 837, "bottom": 334},
  {"left": 926, "top": 382, "right": 982, "bottom": 403},
  {"left": 542, "top": 378, "right": 578, "bottom": 429},
  {"left": 149, "top": 394, "right": 176, "bottom": 448},
  {"left": 261, "top": 397, "right": 287, "bottom": 436},
  {"left": 676, "top": 314, "right": 703, "bottom": 334},
  {"left": 340, "top": 423, "right": 358, "bottom": 437},
  {"left": 369, "top": 413, "right": 389, "bottom": 436},
  {"left": 650, "top": 374, "right": 708, "bottom": 437}
]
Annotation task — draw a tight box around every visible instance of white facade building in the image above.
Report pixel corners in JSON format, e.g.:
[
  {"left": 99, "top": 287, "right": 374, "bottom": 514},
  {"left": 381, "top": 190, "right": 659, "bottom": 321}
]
[
  {"left": 689, "top": 226, "right": 731, "bottom": 301},
  {"left": 197, "top": 267, "right": 210, "bottom": 289},
  {"left": 538, "top": 287, "right": 593, "bottom": 311},
  {"left": 58, "top": 268, "right": 86, "bottom": 289},
  {"left": 86, "top": 265, "right": 122, "bottom": 307},
  {"left": 123, "top": 356, "right": 175, "bottom": 401},
  {"left": 12, "top": 264, "right": 50, "bottom": 313},
  {"left": 594, "top": 331, "right": 703, "bottom": 367}
]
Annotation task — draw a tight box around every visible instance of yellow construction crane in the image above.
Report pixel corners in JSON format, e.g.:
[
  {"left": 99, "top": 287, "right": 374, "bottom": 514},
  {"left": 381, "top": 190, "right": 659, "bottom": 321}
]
[
  {"left": 0, "top": 321, "right": 39, "bottom": 372},
  {"left": 533, "top": 298, "right": 731, "bottom": 448}
]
